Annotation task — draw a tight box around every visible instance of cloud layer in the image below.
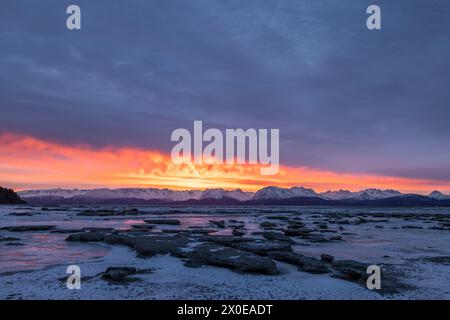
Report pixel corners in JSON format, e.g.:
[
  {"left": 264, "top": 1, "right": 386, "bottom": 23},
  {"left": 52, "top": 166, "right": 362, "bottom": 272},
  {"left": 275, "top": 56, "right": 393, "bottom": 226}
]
[
  {"left": 1, "top": 0, "right": 449, "bottom": 187},
  {"left": 1, "top": 133, "right": 449, "bottom": 193}
]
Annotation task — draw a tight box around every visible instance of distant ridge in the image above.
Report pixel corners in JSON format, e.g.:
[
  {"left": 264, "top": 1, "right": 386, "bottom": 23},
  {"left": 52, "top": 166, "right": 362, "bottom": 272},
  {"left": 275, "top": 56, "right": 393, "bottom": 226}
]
[{"left": 18, "top": 186, "right": 450, "bottom": 206}]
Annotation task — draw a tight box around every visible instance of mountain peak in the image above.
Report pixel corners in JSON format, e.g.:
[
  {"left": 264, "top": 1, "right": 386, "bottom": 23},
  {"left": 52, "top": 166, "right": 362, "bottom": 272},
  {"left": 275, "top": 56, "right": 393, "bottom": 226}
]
[{"left": 429, "top": 190, "right": 449, "bottom": 200}]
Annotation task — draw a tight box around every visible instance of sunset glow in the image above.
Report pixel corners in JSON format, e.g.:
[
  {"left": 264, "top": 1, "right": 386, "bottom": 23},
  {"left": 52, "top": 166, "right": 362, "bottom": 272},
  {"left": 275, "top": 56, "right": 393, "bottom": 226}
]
[{"left": 1, "top": 133, "right": 448, "bottom": 194}]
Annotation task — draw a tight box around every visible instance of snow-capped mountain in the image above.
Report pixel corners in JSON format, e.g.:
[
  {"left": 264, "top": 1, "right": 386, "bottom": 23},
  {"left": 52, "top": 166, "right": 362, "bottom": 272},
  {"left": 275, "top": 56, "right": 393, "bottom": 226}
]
[
  {"left": 19, "top": 188, "right": 173, "bottom": 201},
  {"left": 199, "top": 188, "right": 253, "bottom": 201},
  {"left": 18, "top": 186, "right": 449, "bottom": 205},
  {"left": 252, "top": 187, "right": 402, "bottom": 201},
  {"left": 18, "top": 188, "right": 89, "bottom": 199},
  {"left": 251, "top": 186, "right": 319, "bottom": 200},
  {"left": 428, "top": 190, "right": 450, "bottom": 200},
  {"left": 321, "top": 190, "right": 356, "bottom": 200},
  {"left": 350, "top": 189, "right": 402, "bottom": 200},
  {"left": 19, "top": 187, "right": 253, "bottom": 202},
  {"left": 19, "top": 186, "right": 403, "bottom": 202},
  {"left": 321, "top": 188, "right": 402, "bottom": 200}
]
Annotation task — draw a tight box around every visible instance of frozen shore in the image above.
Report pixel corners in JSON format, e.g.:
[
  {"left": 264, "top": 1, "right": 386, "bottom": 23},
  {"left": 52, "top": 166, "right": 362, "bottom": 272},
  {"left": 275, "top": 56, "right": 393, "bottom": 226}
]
[{"left": 1, "top": 205, "right": 450, "bottom": 299}]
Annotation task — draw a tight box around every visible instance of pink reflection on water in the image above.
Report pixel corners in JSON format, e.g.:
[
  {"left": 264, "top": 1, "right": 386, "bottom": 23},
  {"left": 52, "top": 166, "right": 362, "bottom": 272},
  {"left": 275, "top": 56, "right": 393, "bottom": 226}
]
[{"left": 0, "top": 232, "right": 109, "bottom": 273}]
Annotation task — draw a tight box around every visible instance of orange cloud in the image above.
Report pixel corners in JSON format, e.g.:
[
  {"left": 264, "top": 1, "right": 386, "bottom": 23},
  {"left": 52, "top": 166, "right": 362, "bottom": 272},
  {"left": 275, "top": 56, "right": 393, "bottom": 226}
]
[{"left": 0, "top": 133, "right": 449, "bottom": 194}]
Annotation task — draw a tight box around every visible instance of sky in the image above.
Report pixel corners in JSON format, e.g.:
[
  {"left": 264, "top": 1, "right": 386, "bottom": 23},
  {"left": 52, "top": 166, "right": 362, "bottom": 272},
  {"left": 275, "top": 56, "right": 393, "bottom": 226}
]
[{"left": 1, "top": 0, "right": 450, "bottom": 193}]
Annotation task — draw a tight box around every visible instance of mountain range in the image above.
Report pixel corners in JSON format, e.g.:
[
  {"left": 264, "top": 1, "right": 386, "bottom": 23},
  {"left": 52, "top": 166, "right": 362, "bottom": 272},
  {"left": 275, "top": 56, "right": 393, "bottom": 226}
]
[{"left": 17, "top": 186, "right": 450, "bottom": 206}]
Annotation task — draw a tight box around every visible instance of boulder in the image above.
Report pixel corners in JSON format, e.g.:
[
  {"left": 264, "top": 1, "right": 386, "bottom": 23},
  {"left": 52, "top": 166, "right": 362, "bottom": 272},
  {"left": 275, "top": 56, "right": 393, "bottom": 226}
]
[
  {"left": 232, "top": 240, "right": 292, "bottom": 256},
  {"left": 0, "top": 236, "right": 21, "bottom": 242},
  {"left": 232, "top": 229, "right": 246, "bottom": 237},
  {"left": 200, "top": 235, "right": 253, "bottom": 246},
  {"left": 260, "top": 222, "right": 277, "bottom": 228},
  {"left": 101, "top": 267, "right": 138, "bottom": 281},
  {"left": 99, "top": 266, "right": 152, "bottom": 282},
  {"left": 8, "top": 212, "right": 34, "bottom": 216},
  {"left": 143, "top": 219, "right": 181, "bottom": 225},
  {"left": 50, "top": 229, "right": 84, "bottom": 234},
  {"left": 185, "top": 244, "right": 278, "bottom": 275},
  {"left": 283, "top": 228, "right": 312, "bottom": 237},
  {"left": 78, "top": 209, "right": 140, "bottom": 216},
  {"left": 261, "top": 231, "right": 295, "bottom": 244},
  {"left": 331, "top": 260, "right": 368, "bottom": 281},
  {"left": 134, "top": 235, "right": 190, "bottom": 257},
  {"left": 131, "top": 224, "right": 155, "bottom": 230},
  {"left": 266, "top": 216, "right": 290, "bottom": 220},
  {"left": 1, "top": 225, "right": 56, "bottom": 232},
  {"left": 103, "top": 234, "right": 137, "bottom": 247},
  {"left": 320, "top": 254, "right": 334, "bottom": 263},
  {"left": 66, "top": 231, "right": 109, "bottom": 242},
  {"left": 269, "top": 251, "right": 330, "bottom": 274},
  {"left": 210, "top": 220, "right": 226, "bottom": 228}
]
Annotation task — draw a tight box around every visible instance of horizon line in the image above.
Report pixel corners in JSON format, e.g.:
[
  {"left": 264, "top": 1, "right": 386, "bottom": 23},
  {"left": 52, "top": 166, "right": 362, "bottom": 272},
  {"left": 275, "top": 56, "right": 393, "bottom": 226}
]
[{"left": 12, "top": 185, "right": 448, "bottom": 196}]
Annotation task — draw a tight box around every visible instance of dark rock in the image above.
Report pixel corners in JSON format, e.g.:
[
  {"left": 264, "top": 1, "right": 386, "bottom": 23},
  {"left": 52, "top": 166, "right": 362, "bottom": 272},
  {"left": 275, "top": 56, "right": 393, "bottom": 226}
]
[
  {"left": 429, "top": 226, "right": 449, "bottom": 230},
  {"left": 131, "top": 224, "right": 155, "bottom": 230},
  {"left": 288, "top": 221, "right": 305, "bottom": 228},
  {"left": 261, "top": 231, "right": 295, "bottom": 244},
  {"left": 143, "top": 219, "right": 181, "bottom": 225},
  {"left": 78, "top": 210, "right": 116, "bottom": 216},
  {"left": 320, "top": 254, "right": 334, "bottom": 263},
  {"left": 283, "top": 228, "right": 312, "bottom": 237},
  {"left": 266, "top": 216, "right": 290, "bottom": 221},
  {"left": 232, "top": 229, "right": 246, "bottom": 237},
  {"left": 186, "top": 228, "right": 214, "bottom": 234},
  {"left": 185, "top": 244, "right": 278, "bottom": 275},
  {"left": 99, "top": 266, "right": 152, "bottom": 282},
  {"left": 101, "top": 267, "right": 137, "bottom": 281},
  {"left": 421, "top": 256, "right": 450, "bottom": 265},
  {"left": 317, "top": 223, "right": 328, "bottom": 229},
  {"left": 308, "top": 234, "right": 329, "bottom": 243},
  {"left": 331, "top": 260, "right": 368, "bottom": 281},
  {"left": 50, "top": 229, "right": 84, "bottom": 234},
  {"left": 299, "top": 256, "right": 331, "bottom": 274},
  {"left": 402, "top": 225, "right": 423, "bottom": 229},
  {"left": 200, "top": 235, "right": 253, "bottom": 246},
  {"left": 8, "top": 212, "right": 34, "bottom": 216},
  {"left": 0, "top": 237, "right": 21, "bottom": 242},
  {"left": 161, "top": 229, "right": 185, "bottom": 234},
  {"left": 210, "top": 220, "right": 226, "bottom": 228},
  {"left": 232, "top": 240, "right": 291, "bottom": 256},
  {"left": 79, "top": 208, "right": 141, "bottom": 216},
  {"left": 269, "top": 251, "right": 330, "bottom": 274},
  {"left": 260, "top": 222, "right": 277, "bottom": 228},
  {"left": 66, "top": 231, "right": 109, "bottom": 242},
  {"left": 103, "top": 234, "right": 137, "bottom": 247},
  {"left": 1, "top": 225, "right": 56, "bottom": 232},
  {"left": 82, "top": 227, "right": 115, "bottom": 232},
  {"left": 134, "top": 235, "right": 190, "bottom": 257}
]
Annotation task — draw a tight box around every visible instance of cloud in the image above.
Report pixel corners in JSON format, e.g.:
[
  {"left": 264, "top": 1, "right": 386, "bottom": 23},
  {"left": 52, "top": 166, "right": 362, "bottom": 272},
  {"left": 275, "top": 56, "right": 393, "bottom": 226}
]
[
  {"left": 1, "top": 133, "right": 449, "bottom": 194},
  {"left": 0, "top": 0, "right": 449, "bottom": 183}
]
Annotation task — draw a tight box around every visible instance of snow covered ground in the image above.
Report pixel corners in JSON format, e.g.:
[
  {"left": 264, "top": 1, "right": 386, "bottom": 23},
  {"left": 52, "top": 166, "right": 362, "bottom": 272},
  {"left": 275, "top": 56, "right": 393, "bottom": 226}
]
[{"left": 1, "top": 205, "right": 449, "bottom": 299}]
